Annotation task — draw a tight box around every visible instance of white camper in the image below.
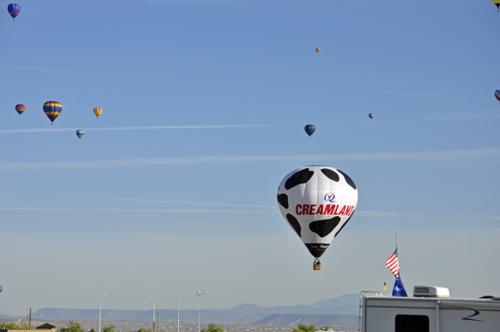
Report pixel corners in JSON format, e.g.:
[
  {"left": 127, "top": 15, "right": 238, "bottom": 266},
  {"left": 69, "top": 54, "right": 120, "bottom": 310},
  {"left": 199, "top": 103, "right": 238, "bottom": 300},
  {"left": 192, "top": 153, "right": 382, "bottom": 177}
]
[{"left": 359, "top": 286, "right": 500, "bottom": 332}]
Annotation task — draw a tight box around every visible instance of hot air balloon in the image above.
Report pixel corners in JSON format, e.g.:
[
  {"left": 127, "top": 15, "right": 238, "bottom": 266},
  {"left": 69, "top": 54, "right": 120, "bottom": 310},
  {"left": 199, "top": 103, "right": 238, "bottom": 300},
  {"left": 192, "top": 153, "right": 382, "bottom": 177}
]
[
  {"left": 368, "top": 113, "right": 374, "bottom": 119},
  {"left": 0, "top": 286, "right": 3, "bottom": 293},
  {"left": 93, "top": 107, "right": 103, "bottom": 119},
  {"left": 304, "top": 124, "right": 316, "bottom": 137},
  {"left": 7, "top": 3, "right": 20, "bottom": 21},
  {"left": 493, "top": 0, "right": 500, "bottom": 11},
  {"left": 277, "top": 166, "right": 358, "bottom": 270},
  {"left": 76, "top": 129, "right": 84, "bottom": 139},
  {"left": 43, "top": 101, "right": 62, "bottom": 125},
  {"left": 495, "top": 90, "right": 500, "bottom": 103},
  {"left": 315, "top": 48, "right": 321, "bottom": 53},
  {"left": 15, "top": 104, "right": 25, "bottom": 116}
]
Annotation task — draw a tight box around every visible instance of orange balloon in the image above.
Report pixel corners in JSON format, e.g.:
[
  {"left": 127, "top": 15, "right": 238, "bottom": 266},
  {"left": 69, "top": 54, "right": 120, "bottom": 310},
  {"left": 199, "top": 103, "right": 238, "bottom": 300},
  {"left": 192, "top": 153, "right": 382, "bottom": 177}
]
[{"left": 315, "top": 48, "right": 321, "bottom": 53}]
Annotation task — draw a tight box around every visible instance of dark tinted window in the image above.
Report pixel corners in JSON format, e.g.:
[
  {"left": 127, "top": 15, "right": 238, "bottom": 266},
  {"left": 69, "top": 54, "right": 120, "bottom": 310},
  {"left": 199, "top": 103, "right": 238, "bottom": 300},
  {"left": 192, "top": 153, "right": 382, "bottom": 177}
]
[{"left": 395, "top": 315, "right": 429, "bottom": 332}]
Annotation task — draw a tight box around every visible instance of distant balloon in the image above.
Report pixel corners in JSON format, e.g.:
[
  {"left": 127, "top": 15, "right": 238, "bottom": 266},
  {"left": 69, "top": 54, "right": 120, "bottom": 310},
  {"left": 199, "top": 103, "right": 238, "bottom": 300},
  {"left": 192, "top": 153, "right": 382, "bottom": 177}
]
[
  {"left": 93, "top": 107, "right": 103, "bottom": 119},
  {"left": 0, "top": 286, "right": 3, "bottom": 293},
  {"left": 7, "top": 3, "right": 20, "bottom": 21},
  {"left": 368, "top": 113, "right": 374, "bottom": 119},
  {"left": 277, "top": 166, "right": 358, "bottom": 269},
  {"left": 76, "top": 129, "right": 84, "bottom": 139},
  {"left": 15, "top": 104, "right": 25, "bottom": 116},
  {"left": 315, "top": 48, "right": 321, "bottom": 53},
  {"left": 43, "top": 101, "right": 62, "bottom": 125},
  {"left": 493, "top": 0, "right": 500, "bottom": 11},
  {"left": 495, "top": 90, "right": 500, "bottom": 103},
  {"left": 304, "top": 124, "right": 316, "bottom": 137}
]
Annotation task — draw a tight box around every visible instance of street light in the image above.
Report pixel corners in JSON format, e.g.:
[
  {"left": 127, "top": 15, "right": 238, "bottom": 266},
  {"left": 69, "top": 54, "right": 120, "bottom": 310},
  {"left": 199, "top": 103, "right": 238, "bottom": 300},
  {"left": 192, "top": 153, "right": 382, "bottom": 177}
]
[
  {"left": 149, "top": 296, "right": 155, "bottom": 332},
  {"left": 177, "top": 295, "right": 180, "bottom": 332},
  {"left": 196, "top": 290, "right": 207, "bottom": 332},
  {"left": 99, "top": 293, "right": 106, "bottom": 332}
]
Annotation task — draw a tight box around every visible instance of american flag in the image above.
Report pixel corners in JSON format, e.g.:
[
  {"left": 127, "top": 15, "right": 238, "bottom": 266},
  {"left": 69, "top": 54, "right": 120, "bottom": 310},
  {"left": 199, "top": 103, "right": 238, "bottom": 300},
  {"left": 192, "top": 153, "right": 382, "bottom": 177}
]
[{"left": 385, "top": 248, "right": 399, "bottom": 278}]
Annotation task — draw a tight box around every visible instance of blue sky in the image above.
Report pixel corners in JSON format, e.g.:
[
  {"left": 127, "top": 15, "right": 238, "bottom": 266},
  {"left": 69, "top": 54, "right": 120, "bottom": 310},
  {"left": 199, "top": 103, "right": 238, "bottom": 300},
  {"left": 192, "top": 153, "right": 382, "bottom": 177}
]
[{"left": 1, "top": 0, "right": 500, "bottom": 318}]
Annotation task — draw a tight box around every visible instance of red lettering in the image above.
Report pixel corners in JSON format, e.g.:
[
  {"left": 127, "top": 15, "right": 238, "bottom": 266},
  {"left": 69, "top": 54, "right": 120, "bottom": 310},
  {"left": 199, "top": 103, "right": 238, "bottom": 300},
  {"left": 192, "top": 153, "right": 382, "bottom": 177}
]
[
  {"left": 346, "top": 206, "right": 354, "bottom": 216},
  {"left": 303, "top": 204, "right": 310, "bottom": 215},
  {"left": 310, "top": 204, "right": 316, "bottom": 215},
  {"left": 338, "top": 206, "right": 346, "bottom": 215},
  {"left": 296, "top": 204, "right": 302, "bottom": 215},
  {"left": 324, "top": 205, "right": 336, "bottom": 215},
  {"left": 316, "top": 205, "right": 324, "bottom": 215},
  {"left": 334, "top": 205, "right": 339, "bottom": 214}
]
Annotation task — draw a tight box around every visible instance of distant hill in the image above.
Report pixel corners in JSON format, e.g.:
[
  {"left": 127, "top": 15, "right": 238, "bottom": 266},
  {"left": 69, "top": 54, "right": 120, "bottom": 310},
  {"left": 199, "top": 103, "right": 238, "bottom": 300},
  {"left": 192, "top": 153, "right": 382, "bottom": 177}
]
[{"left": 32, "top": 294, "right": 359, "bottom": 327}]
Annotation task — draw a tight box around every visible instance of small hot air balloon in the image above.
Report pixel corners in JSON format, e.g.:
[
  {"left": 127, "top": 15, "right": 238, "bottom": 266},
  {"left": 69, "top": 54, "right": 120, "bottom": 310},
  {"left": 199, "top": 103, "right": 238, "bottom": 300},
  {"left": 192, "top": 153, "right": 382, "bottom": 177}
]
[
  {"left": 368, "top": 113, "right": 374, "bottom": 119},
  {"left": 304, "top": 124, "right": 316, "bottom": 137},
  {"left": 494, "top": 90, "right": 500, "bottom": 103},
  {"left": 0, "top": 286, "right": 3, "bottom": 293},
  {"left": 43, "top": 101, "right": 62, "bottom": 125},
  {"left": 93, "top": 107, "right": 103, "bottom": 119},
  {"left": 277, "top": 166, "right": 358, "bottom": 270},
  {"left": 76, "top": 129, "right": 84, "bottom": 139},
  {"left": 493, "top": 0, "right": 500, "bottom": 11},
  {"left": 7, "top": 3, "right": 20, "bottom": 21},
  {"left": 315, "top": 48, "right": 321, "bottom": 53},
  {"left": 15, "top": 104, "right": 25, "bottom": 116}
]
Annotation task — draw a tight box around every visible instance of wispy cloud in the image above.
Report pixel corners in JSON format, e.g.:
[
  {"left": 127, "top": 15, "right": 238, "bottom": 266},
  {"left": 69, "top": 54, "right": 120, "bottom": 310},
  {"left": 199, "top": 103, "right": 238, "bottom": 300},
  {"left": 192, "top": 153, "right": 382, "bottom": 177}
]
[
  {"left": 1, "top": 148, "right": 499, "bottom": 171},
  {"left": 364, "top": 89, "right": 460, "bottom": 99},
  {"left": 78, "top": 196, "right": 275, "bottom": 209},
  {"left": 0, "top": 64, "right": 163, "bottom": 81},
  {"left": 0, "top": 123, "right": 287, "bottom": 134},
  {"left": 0, "top": 206, "right": 273, "bottom": 214}
]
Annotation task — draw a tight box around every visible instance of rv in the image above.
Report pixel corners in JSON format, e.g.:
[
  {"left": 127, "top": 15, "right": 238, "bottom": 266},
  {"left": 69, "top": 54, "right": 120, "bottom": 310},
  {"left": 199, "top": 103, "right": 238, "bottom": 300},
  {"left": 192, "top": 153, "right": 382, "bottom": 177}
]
[{"left": 358, "top": 286, "right": 500, "bottom": 332}]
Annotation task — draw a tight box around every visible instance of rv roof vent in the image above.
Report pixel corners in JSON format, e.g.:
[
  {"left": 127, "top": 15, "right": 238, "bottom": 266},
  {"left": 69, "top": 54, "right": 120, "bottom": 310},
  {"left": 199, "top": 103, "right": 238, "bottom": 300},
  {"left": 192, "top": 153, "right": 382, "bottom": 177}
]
[{"left": 413, "top": 286, "right": 450, "bottom": 298}]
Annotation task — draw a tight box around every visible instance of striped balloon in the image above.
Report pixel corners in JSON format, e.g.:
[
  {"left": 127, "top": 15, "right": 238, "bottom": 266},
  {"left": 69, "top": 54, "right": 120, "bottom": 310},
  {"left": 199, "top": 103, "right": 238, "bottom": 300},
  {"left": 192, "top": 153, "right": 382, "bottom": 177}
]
[
  {"left": 15, "top": 104, "right": 25, "bottom": 116},
  {"left": 43, "top": 101, "right": 62, "bottom": 125},
  {"left": 93, "top": 107, "right": 103, "bottom": 119}
]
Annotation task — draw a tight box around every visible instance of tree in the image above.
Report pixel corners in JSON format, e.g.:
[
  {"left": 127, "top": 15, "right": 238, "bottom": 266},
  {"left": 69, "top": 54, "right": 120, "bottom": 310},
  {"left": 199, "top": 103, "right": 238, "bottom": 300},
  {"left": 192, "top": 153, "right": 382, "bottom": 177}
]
[
  {"left": 60, "top": 321, "right": 84, "bottom": 332},
  {"left": 0, "top": 323, "right": 20, "bottom": 329},
  {"left": 293, "top": 324, "right": 317, "bottom": 332},
  {"left": 200, "top": 323, "right": 225, "bottom": 332},
  {"left": 137, "top": 328, "right": 152, "bottom": 332},
  {"left": 102, "top": 324, "right": 115, "bottom": 332},
  {"left": 89, "top": 329, "right": 96, "bottom": 332}
]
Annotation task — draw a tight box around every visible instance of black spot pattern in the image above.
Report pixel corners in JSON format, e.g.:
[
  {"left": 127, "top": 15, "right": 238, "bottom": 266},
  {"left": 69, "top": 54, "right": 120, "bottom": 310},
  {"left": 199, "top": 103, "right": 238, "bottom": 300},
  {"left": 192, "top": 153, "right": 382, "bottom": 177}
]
[
  {"left": 285, "top": 168, "right": 314, "bottom": 190},
  {"left": 337, "top": 169, "right": 356, "bottom": 190},
  {"left": 305, "top": 243, "right": 330, "bottom": 258},
  {"left": 335, "top": 210, "right": 354, "bottom": 237},
  {"left": 321, "top": 168, "right": 339, "bottom": 182},
  {"left": 286, "top": 214, "right": 302, "bottom": 237},
  {"left": 277, "top": 194, "right": 289, "bottom": 209},
  {"left": 309, "top": 216, "right": 341, "bottom": 237}
]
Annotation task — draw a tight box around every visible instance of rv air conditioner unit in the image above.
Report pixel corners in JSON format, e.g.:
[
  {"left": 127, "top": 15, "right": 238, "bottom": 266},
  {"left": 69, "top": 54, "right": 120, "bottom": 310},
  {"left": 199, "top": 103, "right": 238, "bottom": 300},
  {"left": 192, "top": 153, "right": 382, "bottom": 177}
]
[{"left": 413, "top": 286, "right": 450, "bottom": 298}]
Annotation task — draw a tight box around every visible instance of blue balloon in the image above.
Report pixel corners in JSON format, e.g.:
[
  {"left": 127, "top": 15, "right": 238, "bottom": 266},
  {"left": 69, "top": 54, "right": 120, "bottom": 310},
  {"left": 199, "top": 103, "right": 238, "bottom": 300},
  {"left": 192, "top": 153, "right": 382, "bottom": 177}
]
[
  {"left": 304, "top": 124, "right": 316, "bottom": 137},
  {"left": 7, "top": 3, "right": 20, "bottom": 21},
  {"left": 368, "top": 113, "right": 374, "bottom": 119}
]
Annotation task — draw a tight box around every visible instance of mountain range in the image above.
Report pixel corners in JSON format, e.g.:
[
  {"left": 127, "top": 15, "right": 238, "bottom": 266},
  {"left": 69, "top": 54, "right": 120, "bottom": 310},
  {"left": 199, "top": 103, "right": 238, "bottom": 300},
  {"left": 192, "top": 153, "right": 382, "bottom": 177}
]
[{"left": 30, "top": 294, "right": 359, "bottom": 327}]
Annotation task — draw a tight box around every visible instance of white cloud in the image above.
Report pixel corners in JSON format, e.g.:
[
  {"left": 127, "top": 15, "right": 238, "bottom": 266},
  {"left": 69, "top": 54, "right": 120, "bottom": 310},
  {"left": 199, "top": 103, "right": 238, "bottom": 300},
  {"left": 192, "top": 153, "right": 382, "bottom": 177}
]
[{"left": 0, "top": 148, "right": 499, "bottom": 171}]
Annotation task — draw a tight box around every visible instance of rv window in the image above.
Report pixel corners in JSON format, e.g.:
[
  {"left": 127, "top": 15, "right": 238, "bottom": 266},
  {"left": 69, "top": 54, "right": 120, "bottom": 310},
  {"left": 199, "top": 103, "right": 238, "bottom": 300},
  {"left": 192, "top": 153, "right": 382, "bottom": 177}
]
[{"left": 395, "top": 315, "right": 429, "bottom": 332}]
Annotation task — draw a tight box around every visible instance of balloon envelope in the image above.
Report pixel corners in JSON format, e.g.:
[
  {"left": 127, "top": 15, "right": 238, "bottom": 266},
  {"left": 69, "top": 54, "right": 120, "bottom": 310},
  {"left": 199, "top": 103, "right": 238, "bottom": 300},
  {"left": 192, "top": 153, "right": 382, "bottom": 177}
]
[
  {"left": 0, "top": 286, "right": 3, "bottom": 293},
  {"left": 492, "top": 0, "right": 500, "bottom": 9},
  {"left": 368, "top": 113, "right": 374, "bottom": 119},
  {"left": 93, "top": 107, "right": 103, "bottom": 119},
  {"left": 43, "top": 101, "right": 62, "bottom": 124},
  {"left": 7, "top": 3, "right": 20, "bottom": 20},
  {"left": 277, "top": 166, "right": 358, "bottom": 259},
  {"left": 315, "top": 48, "right": 321, "bottom": 53},
  {"left": 15, "top": 104, "right": 25, "bottom": 115},
  {"left": 495, "top": 90, "right": 500, "bottom": 102},
  {"left": 304, "top": 124, "right": 316, "bottom": 137},
  {"left": 76, "top": 129, "right": 84, "bottom": 139}
]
